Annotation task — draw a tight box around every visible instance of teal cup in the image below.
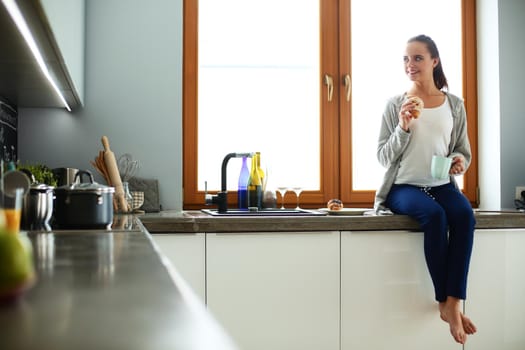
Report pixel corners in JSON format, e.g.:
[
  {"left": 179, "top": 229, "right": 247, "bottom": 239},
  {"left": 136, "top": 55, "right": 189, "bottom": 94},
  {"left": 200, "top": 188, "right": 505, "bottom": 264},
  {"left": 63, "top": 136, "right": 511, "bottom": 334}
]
[{"left": 431, "top": 155, "right": 452, "bottom": 180}]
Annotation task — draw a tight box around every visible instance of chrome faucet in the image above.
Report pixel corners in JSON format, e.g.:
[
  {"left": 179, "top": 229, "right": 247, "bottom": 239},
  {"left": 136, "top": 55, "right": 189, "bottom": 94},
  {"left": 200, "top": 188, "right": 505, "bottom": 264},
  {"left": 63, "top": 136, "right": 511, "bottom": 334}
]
[{"left": 205, "top": 152, "right": 255, "bottom": 213}]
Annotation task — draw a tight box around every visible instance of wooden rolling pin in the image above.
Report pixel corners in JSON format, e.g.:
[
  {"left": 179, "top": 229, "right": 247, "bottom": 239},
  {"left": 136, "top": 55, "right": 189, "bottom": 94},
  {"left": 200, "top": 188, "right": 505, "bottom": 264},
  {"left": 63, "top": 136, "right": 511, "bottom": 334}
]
[{"left": 101, "top": 136, "right": 130, "bottom": 212}]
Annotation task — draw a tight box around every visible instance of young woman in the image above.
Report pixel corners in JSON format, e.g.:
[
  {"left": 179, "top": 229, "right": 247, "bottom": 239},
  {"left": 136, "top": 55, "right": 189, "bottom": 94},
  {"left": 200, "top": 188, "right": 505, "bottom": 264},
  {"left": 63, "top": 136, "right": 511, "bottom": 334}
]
[{"left": 375, "top": 34, "right": 477, "bottom": 344}]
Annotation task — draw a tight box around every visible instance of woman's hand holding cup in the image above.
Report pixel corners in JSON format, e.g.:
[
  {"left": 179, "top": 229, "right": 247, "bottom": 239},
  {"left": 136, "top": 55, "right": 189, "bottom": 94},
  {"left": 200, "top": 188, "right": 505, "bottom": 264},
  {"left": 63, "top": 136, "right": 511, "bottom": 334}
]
[{"left": 450, "top": 156, "right": 465, "bottom": 175}]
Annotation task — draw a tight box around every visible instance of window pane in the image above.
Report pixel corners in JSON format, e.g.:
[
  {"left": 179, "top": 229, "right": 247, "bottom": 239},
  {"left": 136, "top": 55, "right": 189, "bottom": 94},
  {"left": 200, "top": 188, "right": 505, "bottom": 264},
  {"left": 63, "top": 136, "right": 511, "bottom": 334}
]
[
  {"left": 198, "top": 0, "right": 320, "bottom": 192},
  {"left": 351, "top": 0, "right": 463, "bottom": 190}
]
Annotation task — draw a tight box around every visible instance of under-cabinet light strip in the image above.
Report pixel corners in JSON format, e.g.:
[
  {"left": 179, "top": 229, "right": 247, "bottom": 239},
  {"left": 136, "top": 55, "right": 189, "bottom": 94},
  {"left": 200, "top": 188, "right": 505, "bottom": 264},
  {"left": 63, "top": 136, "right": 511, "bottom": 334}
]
[{"left": 2, "top": 0, "right": 72, "bottom": 111}]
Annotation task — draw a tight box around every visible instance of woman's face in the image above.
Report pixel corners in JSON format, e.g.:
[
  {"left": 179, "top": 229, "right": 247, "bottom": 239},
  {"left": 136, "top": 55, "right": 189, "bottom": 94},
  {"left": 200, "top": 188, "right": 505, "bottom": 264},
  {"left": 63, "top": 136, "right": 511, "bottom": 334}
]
[{"left": 403, "top": 41, "right": 438, "bottom": 83}]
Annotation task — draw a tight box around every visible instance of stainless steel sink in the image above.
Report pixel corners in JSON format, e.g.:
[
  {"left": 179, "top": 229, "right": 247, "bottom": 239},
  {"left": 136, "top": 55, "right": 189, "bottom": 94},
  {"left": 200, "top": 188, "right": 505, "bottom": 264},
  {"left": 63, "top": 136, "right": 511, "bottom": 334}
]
[{"left": 201, "top": 208, "right": 327, "bottom": 216}]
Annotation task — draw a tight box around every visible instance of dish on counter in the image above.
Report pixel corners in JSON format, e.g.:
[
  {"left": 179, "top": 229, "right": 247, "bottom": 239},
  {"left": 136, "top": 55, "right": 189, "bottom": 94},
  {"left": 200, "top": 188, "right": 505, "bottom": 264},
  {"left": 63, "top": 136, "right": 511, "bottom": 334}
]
[{"left": 318, "top": 208, "right": 372, "bottom": 216}]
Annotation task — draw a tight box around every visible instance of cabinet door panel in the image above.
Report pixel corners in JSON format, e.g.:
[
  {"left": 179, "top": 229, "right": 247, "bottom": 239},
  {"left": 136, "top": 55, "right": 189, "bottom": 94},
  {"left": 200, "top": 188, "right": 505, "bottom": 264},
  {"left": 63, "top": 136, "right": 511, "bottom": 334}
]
[
  {"left": 466, "top": 229, "right": 525, "bottom": 350},
  {"left": 341, "top": 231, "right": 460, "bottom": 350},
  {"left": 207, "top": 231, "right": 340, "bottom": 350},
  {"left": 151, "top": 233, "right": 205, "bottom": 303}
]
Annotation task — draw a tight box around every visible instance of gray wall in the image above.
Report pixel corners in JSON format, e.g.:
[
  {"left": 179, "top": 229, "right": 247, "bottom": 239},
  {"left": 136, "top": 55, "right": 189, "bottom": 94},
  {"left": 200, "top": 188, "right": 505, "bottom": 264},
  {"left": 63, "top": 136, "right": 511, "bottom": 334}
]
[
  {"left": 18, "top": 0, "right": 183, "bottom": 211},
  {"left": 478, "top": 0, "right": 502, "bottom": 210},
  {"left": 498, "top": 0, "right": 525, "bottom": 209},
  {"left": 17, "top": 0, "right": 525, "bottom": 211},
  {"left": 474, "top": 0, "right": 525, "bottom": 210}
]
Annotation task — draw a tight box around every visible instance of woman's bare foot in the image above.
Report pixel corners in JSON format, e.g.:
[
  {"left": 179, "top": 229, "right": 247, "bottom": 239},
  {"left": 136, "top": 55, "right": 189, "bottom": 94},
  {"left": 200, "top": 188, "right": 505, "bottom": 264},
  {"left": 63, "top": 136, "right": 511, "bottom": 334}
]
[
  {"left": 439, "top": 297, "right": 467, "bottom": 344},
  {"left": 439, "top": 304, "right": 477, "bottom": 335},
  {"left": 461, "top": 314, "right": 477, "bottom": 335}
]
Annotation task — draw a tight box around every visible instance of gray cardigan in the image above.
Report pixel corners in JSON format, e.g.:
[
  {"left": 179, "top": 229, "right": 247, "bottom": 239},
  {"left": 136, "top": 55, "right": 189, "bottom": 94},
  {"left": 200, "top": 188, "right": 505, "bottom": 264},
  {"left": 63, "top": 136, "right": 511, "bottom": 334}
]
[{"left": 374, "top": 92, "right": 472, "bottom": 212}]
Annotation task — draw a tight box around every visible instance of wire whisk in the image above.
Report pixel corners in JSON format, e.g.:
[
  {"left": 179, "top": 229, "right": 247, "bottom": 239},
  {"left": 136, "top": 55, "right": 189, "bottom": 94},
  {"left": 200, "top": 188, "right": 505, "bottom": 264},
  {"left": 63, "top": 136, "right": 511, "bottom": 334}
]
[{"left": 117, "top": 153, "right": 140, "bottom": 182}]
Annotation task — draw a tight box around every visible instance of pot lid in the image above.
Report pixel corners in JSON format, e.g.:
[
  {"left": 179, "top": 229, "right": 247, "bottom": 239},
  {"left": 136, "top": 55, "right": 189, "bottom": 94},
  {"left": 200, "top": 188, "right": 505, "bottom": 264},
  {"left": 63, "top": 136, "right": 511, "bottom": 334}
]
[
  {"left": 29, "top": 182, "right": 54, "bottom": 193},
  {"left": 54, "top": 170, "right": 114, "bottom": 194},
  {"left": 55, "top": 182, "right": 114, "bottom": 194},
  {"left": 18, "top": 168, "right": 53, "bottom": 193}
]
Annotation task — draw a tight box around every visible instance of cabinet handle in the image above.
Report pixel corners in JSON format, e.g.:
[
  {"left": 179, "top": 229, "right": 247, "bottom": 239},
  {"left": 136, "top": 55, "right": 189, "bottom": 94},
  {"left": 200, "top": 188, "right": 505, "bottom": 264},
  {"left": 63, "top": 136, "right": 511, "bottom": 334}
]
[
  {"left": 324, "top": 74, "right": 334, "bottom": 102},
  {"left": 343, "top": 74, "right": 351, "bottom": 102}
]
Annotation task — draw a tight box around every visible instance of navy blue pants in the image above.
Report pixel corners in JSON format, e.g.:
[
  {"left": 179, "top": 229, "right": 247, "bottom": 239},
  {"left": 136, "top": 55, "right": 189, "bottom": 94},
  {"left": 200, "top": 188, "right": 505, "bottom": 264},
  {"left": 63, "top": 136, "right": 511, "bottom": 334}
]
[{"left": 386, "top": 182, "right": 475, "bottom": 302}]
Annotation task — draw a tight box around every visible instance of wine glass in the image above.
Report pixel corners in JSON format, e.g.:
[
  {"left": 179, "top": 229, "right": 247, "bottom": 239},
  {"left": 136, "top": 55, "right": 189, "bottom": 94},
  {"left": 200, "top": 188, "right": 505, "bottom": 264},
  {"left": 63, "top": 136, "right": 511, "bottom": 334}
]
[
  {"left": 291, "top": 187, "right": 303, "bottom": 210},
  {"left": 276, "top": 187, "right": 288, "bottom": 209}
]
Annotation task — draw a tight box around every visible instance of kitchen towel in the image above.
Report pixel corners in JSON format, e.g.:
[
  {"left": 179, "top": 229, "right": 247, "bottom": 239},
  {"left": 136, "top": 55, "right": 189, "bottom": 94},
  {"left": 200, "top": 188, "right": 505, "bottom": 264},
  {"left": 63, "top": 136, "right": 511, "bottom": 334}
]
[{"left": 128, "top": 177, "right": 161, "bottom": 212}]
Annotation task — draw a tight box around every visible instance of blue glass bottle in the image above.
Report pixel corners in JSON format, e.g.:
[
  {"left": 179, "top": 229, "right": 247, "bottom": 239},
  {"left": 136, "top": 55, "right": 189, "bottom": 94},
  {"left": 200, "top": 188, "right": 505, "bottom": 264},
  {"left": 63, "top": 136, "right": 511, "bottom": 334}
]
[{"left": 237, "top": 157, "right": 249, "bottom": 209}]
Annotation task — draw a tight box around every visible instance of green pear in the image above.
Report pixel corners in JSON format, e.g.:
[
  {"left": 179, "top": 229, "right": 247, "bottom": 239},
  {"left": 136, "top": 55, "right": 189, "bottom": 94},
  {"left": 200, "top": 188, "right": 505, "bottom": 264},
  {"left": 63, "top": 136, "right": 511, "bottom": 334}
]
[{"left": 0, "top": 230, "right": 36, "bottom": 301}]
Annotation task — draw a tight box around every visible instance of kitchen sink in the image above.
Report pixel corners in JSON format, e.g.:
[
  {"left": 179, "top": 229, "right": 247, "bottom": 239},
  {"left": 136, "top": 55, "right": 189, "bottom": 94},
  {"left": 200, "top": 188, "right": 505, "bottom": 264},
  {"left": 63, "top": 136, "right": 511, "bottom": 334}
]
[{"left": 201, "top": 208, "right": 327, "bottom": 216}]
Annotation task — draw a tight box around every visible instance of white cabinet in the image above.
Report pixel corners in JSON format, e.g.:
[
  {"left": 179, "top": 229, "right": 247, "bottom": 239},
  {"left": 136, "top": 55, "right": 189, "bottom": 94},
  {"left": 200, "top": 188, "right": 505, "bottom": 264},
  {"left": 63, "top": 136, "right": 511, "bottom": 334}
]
[
  {"left": 0, "top": 0, "right": 85, "bottom": 108},
  {"left": 151, "top": 233, "right": 205, "bottom": 303},
  {"left": 341, "top": 230, "right": 460, "bottom": 350},
  {"left": 150, "top": 228, "right": 525, "bottom": 349},
  {"left": 206, "top": 231, "right": 340, "bottom": 350},
  {"left": 40, "top": 0, "right": 85, "bottom": 105},
  {"left": 466, "top": 229, "right": 525, "bottom": 350}
]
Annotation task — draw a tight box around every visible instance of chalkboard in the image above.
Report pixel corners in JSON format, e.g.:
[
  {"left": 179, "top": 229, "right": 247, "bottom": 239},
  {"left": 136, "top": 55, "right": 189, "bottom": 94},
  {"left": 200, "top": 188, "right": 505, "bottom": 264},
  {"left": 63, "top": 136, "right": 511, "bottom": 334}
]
[{"left": 0, "top": 98, "right": 17, "bottom": 163}]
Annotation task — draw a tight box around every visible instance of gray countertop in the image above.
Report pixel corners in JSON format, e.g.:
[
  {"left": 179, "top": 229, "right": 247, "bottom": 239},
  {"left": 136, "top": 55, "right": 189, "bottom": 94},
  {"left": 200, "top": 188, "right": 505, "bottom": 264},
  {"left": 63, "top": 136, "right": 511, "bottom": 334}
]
[
  {"left": 140, "top": 209, "right": 525, "bottom": 233},
  {"left": 3, "top": 210, "right": 523, "bottom": 349},
  {"left": 0, "top": 216, "right": 238, "bottom": 350}
]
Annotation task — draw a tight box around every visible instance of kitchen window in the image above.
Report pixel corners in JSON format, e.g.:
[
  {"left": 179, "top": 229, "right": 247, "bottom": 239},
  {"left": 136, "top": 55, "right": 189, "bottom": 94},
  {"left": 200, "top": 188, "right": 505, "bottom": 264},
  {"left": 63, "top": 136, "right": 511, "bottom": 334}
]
[{"left": 183, "top": 0, "right": 478, "bottom": 209}]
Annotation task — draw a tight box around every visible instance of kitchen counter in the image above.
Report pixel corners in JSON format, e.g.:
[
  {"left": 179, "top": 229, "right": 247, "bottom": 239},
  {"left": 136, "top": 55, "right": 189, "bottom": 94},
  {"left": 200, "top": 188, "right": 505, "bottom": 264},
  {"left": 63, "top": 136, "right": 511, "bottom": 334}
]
[
  {"left": 4, "top": 210, "right": 522, "bottom": 349},
  {"left": 140, "top": 209, "right": 525, "bottom": 233},
  {"left": 141, "top": 210, "right": 525, "bottom": 350},
  {"left": 0, "top": 215, "right": 238, "bottom": 350}
]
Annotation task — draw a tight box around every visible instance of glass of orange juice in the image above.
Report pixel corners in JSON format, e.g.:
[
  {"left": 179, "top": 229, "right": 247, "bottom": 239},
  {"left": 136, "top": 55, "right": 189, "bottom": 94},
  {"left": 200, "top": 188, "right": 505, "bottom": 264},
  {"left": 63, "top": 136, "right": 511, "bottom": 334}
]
[{"left": 2, "top": 188, "right": 24, "bottom": 233}]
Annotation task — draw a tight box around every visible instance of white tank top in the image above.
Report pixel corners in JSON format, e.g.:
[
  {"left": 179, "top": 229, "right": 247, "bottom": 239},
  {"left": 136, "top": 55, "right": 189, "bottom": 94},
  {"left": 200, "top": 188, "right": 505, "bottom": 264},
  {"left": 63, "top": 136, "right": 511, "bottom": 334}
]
[{"left": 395, "top": 98, "right": 453, "bottom": 186}]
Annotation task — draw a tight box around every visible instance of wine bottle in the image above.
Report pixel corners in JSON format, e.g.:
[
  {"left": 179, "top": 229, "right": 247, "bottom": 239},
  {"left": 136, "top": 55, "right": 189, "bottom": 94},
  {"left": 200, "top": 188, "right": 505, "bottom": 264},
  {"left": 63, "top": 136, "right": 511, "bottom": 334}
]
[
  {"left": 248, "top": 153, "right": 262, "bottom": 209},
  {"left": 237, "top": 157, "right": 249, "bottom": 209},
  {"left": 255, "top": 151, "right": 265, "bottom": 191}
]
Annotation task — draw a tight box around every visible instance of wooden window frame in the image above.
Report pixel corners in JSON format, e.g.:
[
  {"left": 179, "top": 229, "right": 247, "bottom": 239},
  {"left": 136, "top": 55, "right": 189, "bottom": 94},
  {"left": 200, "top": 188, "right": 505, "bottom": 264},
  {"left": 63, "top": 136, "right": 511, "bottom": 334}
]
[{"left": 183, "top": 0, "right": 478, "bottom": 209}]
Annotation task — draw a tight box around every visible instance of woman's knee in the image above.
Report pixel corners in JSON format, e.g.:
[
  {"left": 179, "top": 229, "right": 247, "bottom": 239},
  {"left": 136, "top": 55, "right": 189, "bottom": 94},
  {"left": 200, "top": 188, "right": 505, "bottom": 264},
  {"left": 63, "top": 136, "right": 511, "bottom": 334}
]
[
  {"left": 420, "top": 206, "right": 447, "bottom": 229},
  {"left": 449, "top": 205, "right": 476, "bottom": 230}
]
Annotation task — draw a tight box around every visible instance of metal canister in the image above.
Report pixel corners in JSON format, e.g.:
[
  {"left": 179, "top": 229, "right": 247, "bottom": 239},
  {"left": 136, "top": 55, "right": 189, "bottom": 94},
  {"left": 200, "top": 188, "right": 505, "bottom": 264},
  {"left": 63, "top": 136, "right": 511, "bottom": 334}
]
[
  {"left": 22, "top": 183, "right": 54, "bottom": 231},
  {"left": 52, "top": 168, "right": 79, "bottom": 186},
  {"left": 20, "top": 170, "right": 54, "bottom": 231}
]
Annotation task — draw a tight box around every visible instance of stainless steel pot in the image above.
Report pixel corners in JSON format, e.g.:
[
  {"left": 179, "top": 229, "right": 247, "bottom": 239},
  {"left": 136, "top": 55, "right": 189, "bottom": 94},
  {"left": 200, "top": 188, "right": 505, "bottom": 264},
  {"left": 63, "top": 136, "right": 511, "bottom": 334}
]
[
  {"left": 21, "top": 170, "right": 54, "bottom": 231},
  {"left": 53, "top": 170, "right": 115, "bottom": 229}
]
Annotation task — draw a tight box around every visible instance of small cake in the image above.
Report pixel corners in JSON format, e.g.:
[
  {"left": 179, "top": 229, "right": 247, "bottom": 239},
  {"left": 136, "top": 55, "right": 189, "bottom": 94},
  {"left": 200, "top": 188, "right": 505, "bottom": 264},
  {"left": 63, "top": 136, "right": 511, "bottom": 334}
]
[
  {"left": 407, "top": 95, "right": 424, "bottom": 119},
  {"left": 327, "top": 199, "right": 343, "bottom": 211}
]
